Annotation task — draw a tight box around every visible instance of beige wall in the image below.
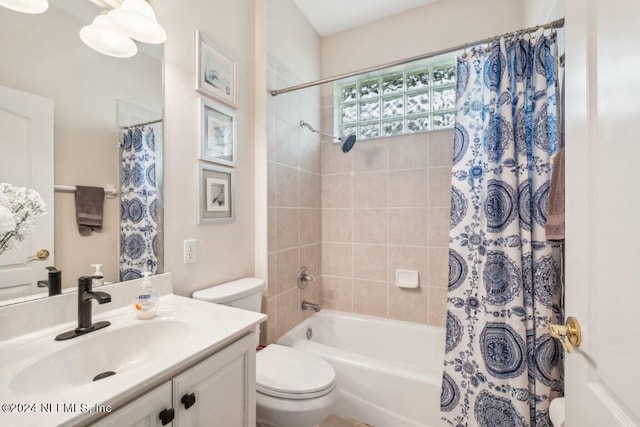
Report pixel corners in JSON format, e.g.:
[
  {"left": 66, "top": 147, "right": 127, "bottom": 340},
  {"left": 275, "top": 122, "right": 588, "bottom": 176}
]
[
  {"left": 318, "top": 0, "right": 527, "bottom": 326},
  {"left": 321, "top": 0, "right": 525, "bottom": 79},
  {"left": 264, "top": 0, "right": 322, "bottom": 344},
  {"left": 156, "top": 0, "right": 256, "bottom": 297},
  {"left": 0, "top": 5, "right": 161, "bottom": 285},
  {"left": 266, "top": 0, "right": 321, "bottom": 82},
  {"left": 524, "top": 0, "right": 565, "bottom": 26}
]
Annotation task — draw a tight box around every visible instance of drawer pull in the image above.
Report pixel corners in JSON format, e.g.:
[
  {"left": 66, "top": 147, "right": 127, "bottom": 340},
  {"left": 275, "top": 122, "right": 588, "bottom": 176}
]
[
  {"left": 159, "top": 407, "right": 175, "bottom": 425},
  {"left": 181, "top": 392, "right": 196, "bottom": 410}
]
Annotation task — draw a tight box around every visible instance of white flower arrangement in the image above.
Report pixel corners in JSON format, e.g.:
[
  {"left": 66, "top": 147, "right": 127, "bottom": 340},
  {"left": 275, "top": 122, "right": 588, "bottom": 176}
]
[{"left": 0, "top": 183, "right": 47, "bottom": 255}]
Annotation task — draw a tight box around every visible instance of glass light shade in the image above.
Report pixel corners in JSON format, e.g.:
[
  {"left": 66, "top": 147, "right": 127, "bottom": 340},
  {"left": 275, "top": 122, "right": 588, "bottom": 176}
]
[
  {"left": 80, "top": 14, "right": 138, "bottom": 59},
  {"left": 108, "top": 0, "right": 166, "bottom": 45},
  {"left": 0, "top": 0, "right": 48, "bottom": 14}
]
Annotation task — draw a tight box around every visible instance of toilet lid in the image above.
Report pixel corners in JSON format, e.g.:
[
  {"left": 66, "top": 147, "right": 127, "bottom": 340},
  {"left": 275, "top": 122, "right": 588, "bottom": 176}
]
[
  {"left": 192, "top": 278, "right": 264, "bottom": 303},
  {"left": 256, "top": 344, "right": 336, "bottom": 399}
]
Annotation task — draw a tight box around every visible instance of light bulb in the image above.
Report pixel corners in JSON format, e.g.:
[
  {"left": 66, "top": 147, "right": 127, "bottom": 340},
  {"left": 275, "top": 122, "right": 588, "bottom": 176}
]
[
  {"left": 0, "top": 0, "right": 48, "bottom": 14},
  {"left": 108, "top": 0, "right": 166, "bottom": 45},
  {"left": 80, "top": 14, "right": 138, "bottom": 59}
]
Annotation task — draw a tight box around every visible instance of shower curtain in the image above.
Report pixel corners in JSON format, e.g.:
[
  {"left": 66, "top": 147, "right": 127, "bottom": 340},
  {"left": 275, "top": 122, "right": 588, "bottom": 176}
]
[
  {"left": 441, "top": 29, "right": 563, "bottom": 426},
  {"left": 119, "top": 125, "right": 158, "bottom": 281}
]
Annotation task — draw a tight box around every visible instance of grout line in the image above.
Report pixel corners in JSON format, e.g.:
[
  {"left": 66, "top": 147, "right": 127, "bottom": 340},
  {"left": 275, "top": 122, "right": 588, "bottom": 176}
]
[
  {"left": 350, "top": 158, "right": 355, "bottom": 313},
  {"left": 386, "top": 138, "right": 391, "bottom": 318},
  {"left": 425, "top": 133, "right": 432, "bottom": 321}
]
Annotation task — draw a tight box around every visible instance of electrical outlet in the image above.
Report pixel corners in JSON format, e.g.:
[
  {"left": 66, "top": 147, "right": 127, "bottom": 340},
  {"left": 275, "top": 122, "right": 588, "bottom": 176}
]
[{"left": 184, "top": 239, "right": 197, "bottom": 264}]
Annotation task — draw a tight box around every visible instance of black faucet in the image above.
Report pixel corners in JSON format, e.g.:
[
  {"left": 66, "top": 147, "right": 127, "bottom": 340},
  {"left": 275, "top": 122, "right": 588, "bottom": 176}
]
[
  {"left": 37, "top": 266, "right": 62, "bottom": 296},
  {"left": 55, "top": 275, "right": 111, "bottom": 341}
]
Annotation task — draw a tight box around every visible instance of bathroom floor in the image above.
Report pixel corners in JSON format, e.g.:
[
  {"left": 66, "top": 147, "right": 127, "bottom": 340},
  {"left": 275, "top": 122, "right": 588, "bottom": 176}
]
[{"left": 320, "top": 415, "right": 373, "bottom": 427}]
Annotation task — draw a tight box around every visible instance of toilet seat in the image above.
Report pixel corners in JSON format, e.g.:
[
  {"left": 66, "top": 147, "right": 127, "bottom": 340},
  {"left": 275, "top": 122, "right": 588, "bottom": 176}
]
[{"left": 256, "top": 344, "right": 336, "bottom": 400}]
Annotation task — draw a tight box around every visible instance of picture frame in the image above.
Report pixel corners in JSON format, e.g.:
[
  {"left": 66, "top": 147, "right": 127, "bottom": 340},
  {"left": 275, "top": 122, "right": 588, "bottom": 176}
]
[
  {"left": 195, "top": 30, "right": 238, "bottom": 109},
  {"left": 198, "top": 163, "right": 234, "bottom": 223},
  {"left": 200, "top": 98, "right": 237, "bottom": 167}
]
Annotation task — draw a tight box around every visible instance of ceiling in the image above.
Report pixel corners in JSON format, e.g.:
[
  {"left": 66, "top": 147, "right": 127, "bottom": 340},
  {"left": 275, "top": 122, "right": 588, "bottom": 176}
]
[
  {"left": 56, "top": 0, "right": 438, "bottom": 38},
  {"left": 293, "top": 0, "right": 440, "bottom": 37}
]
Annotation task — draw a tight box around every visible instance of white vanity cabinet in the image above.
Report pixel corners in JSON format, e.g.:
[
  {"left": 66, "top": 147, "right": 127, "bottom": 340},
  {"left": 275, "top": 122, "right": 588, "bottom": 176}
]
[
  {"left": 91, "top": 381, "right": 173, "bottom": 427},
  {"left": 172, "top": 332, "right": 256, "bottom": 426},
  {"left": 92, "top": 332, "right": 256, "bottom": 427}
]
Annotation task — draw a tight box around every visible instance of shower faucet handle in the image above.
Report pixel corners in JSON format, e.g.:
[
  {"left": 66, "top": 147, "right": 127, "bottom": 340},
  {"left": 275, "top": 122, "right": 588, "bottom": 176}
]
[{"left": 297, "top": 266, "right": 315, "bottom": 289}]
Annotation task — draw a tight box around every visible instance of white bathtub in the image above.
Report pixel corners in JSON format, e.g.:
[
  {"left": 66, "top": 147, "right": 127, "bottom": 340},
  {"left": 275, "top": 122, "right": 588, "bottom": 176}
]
[{"left": 277, "top": 310, "right": 449, "bottom": 427}]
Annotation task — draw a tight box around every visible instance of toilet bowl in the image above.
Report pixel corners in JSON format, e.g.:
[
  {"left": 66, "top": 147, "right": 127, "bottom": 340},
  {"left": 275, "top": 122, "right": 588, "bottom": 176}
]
[
  {"left": 256, "top": 344, "right": 337, "bottom": 427},
  {"left": 193, "top": 278, "right": 337, "bottom": 427}
]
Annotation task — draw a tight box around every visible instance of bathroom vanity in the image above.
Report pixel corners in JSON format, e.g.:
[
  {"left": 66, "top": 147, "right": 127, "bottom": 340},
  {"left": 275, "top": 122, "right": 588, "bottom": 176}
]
[
  {"left": 92, "top": 332, "right": 257, "bottom": 426},
  {"left": 0, "top": 273, "right": 266, "bottom": 426}
]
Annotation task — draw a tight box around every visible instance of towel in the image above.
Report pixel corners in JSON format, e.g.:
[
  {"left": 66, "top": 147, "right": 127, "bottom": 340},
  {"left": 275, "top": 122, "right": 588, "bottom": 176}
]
[
  {"left": 546, "top": 148, "right": 565, "bottom": 240},
  {"left": 75, "top": 186, "right": 105, "bottom": 236}
]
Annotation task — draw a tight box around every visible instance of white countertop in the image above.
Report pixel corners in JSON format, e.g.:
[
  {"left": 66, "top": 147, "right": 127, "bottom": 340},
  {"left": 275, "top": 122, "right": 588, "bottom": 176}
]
[{"left": 0, "top": 282, "right": 266, "bottom": 427}]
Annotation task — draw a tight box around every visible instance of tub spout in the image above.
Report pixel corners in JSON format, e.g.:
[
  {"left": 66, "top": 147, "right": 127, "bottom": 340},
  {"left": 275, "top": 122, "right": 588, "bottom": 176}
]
[{"left": 302, "top": 300, "right": 321, "bottom": 312}]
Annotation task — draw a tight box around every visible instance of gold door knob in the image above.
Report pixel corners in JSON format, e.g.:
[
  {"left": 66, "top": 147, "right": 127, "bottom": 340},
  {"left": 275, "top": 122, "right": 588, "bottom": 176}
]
[
  {"left": 27, "top": 249, "right": 50, "bottom": 261},
  {"left": 549, "top": 316, "right": 582, "bottom": 353}
]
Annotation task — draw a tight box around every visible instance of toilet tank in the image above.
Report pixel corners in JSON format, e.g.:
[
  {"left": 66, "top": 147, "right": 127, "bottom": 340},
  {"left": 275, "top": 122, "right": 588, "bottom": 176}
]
[{"left": 192, "top": 278, "right": 265, "bottom": 312}]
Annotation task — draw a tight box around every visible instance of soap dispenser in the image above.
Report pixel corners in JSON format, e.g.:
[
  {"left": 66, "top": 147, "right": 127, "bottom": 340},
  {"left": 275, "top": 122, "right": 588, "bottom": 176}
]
[
  {"left": 91, "top": 264, "right": 104, "bottom": 288},
  {"left": 134, "top": 272, "right": 158, "bottom": 320}
]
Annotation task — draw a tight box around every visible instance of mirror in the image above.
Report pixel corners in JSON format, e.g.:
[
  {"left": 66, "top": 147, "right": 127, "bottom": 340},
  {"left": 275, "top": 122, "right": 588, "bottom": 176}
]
[{"left": 0, "top": 0, "right": 163, "bottom": 305}]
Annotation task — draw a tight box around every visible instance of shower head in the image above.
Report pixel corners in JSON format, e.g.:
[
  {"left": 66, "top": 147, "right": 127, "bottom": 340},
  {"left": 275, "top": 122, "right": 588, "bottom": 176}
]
[
  {"left": 341, "top": 134, "right": 357, "bottom": 153},
  {"left": 299, "top": 120, "right": 357, "bottom": 153}
]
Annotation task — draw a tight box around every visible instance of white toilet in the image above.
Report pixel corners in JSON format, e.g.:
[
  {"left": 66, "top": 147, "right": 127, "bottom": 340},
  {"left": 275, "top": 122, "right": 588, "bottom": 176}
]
[{"left": 193, "top": 278, "right": 337, "bottom": 427}]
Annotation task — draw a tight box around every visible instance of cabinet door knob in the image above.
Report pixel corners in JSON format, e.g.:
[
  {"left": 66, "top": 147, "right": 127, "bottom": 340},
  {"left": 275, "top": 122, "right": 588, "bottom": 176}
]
[
  {"left": 158, "top": 407, "right": 175, "bottom": 425},
  {"left": 181, "top": 392, "right": 197, "bottom": 410}
]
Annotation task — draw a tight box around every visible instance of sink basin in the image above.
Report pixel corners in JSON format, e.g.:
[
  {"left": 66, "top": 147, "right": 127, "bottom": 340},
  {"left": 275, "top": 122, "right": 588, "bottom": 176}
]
[{"left": 10, "top": 318, "right": 190, "bottom": 394}]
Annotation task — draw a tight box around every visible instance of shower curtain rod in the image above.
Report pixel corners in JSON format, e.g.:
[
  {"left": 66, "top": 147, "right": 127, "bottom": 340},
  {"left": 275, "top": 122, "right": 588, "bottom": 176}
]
[
  {"left": 270, "top": 17, "right": 565, "bottom": 97},
  {"left": 122, "top": 118, "right": 163, "bottom": 129}
]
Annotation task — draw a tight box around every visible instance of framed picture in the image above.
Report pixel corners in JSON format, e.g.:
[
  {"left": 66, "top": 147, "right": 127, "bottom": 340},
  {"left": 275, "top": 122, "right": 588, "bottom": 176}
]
[
  {"left": 200, "top": 98, "right": 237, "bottom": 167},
  {"left": 195, "top": 30, "right": 238, "bottom": 108},
  {"left": 198, "top": 163, "right": 234, "bottom": 223}
]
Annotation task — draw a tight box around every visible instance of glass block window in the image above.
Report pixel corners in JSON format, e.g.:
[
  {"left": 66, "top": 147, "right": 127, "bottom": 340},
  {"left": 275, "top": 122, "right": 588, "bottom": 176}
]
[{"left": 335, "top": 52, "right": 459, "bottom": 141}]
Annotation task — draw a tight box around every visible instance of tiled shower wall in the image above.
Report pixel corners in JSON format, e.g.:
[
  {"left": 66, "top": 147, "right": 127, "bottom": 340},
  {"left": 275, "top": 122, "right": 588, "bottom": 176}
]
[
  {"left": 265, "top": 55, "right": 322, "bottom": 344},
  {"left": 266, "top": 60, "right": 454, "bottom": 340},
  {"left": 320, "top": 129, "right": 453, "bottom": 327}
]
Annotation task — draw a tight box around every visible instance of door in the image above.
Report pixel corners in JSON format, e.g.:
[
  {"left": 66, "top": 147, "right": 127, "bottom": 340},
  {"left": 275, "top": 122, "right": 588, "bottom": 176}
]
[
  {"left": 0, "top": 85, "right": 54, "bottom": 300},
  {"left": 564, "top": 0, "right": 640, "bottom": 425}
]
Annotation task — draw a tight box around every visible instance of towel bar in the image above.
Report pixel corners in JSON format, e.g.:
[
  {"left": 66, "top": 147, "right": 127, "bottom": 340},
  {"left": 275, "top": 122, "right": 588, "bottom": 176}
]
[{"left": 54, "top": 185, "right": 117, "bottom": 199}]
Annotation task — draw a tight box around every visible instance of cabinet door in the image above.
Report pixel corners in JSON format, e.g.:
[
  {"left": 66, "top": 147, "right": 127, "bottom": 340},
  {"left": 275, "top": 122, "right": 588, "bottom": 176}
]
[
  {"left": 91, "top": 381, "right": 174, "bottom": 427},
  {"left": 173, "top": 333, "right": 256, "bottom": 427}
]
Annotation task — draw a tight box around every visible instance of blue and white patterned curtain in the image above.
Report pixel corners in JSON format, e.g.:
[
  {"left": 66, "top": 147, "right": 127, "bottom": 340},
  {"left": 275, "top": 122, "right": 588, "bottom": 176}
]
[
  {"left": 441, "top": 29, "right": 563, "bottom": 426},
  {"left": 120, "top": 126, "right": 158, "bottom": 281}
]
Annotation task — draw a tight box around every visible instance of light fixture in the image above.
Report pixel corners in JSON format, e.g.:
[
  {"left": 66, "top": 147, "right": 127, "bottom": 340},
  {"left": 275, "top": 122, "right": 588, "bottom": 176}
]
[
  {"left": 107, "top": 0, "right": 166, "bottom": 44},
  {"left": 0, "top": 0, "right": 48, "bottom": 14},
  {"left": 80, "top": 12, "right": 138, "bottom": 58}
]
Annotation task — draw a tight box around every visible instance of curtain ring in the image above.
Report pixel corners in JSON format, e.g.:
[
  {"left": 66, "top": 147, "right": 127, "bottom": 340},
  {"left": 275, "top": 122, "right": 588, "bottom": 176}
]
[{"left": 462, "top": 43, "right": 468, "bottom": 59}]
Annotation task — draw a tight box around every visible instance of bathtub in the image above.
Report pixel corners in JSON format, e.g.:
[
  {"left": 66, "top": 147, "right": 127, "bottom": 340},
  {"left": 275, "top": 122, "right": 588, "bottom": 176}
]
[{"left": 277, "top": 310, "right": 449, "bottom": 427}]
